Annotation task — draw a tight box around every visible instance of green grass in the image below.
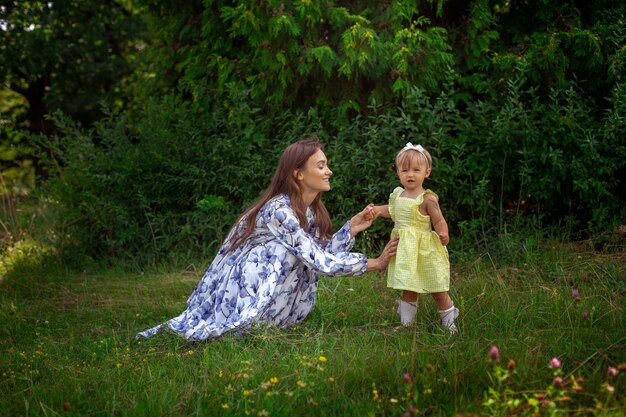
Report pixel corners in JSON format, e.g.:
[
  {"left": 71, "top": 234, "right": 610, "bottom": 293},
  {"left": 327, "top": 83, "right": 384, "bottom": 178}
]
[{"left": 0, "top": 241, "right": 624, "bottom": 416}]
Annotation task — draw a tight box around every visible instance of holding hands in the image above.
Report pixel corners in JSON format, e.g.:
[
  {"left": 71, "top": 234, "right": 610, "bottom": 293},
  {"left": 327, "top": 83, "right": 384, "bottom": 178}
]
[
  {"left": 349, "top": 204, "right": 378, "bottom": 237},
  {"left": 349, "top": 203, "right": 398, "bottom": 272}
]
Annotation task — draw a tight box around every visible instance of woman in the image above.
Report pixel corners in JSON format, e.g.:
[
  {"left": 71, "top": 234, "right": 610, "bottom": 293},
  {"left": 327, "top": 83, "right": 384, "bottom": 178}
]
[{"left": 137, "top": 137, "right": 398, "bottom": 341}]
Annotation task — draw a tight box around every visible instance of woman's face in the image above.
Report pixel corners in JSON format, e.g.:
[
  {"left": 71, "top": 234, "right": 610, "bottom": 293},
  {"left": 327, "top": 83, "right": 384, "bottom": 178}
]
[{"left": 296, "top": 149, "right": 333, "bottom": 195}]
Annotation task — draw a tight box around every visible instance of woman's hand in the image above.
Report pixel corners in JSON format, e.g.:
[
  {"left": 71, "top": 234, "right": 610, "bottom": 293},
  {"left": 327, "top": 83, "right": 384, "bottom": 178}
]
[
  {"left": 349, "top": 204, "right": 378, "bottom": 238},
  {"left": 366, "top": 237, "right": 399, "bottom": 271}
]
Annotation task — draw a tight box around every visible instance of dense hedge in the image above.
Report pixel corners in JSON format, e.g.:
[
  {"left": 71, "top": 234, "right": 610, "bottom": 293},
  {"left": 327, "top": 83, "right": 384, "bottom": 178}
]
[{"left": 40, "top": 76, "right": 625, "bottom": 266}]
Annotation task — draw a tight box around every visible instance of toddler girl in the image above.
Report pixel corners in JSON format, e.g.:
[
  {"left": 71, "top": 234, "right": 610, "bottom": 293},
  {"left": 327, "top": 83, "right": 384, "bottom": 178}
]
[{"left": 374, "top": 143, "right": 459, "bottom": 332}]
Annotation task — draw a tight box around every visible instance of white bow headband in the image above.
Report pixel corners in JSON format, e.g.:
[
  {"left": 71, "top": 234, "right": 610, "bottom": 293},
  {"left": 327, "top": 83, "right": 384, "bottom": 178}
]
[{"left": 398, "top": 142, "right": 431, "bottom": 169}]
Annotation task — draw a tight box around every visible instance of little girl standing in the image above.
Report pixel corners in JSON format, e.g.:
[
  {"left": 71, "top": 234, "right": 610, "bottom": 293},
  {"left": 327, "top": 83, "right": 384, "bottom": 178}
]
[{"left": 373, "top": 143, "right": 459, "bottom": 332}]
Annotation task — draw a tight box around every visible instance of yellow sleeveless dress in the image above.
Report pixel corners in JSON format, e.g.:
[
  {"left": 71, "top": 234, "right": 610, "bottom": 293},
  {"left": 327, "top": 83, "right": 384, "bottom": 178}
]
[{"left": 387, "top": 187, "right": 450, "bottom": 293}]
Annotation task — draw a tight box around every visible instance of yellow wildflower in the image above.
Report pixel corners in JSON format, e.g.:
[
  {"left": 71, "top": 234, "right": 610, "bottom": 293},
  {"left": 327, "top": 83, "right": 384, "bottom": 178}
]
[{"left": 318, "top": 356, "right": 327, "bottom": 362}]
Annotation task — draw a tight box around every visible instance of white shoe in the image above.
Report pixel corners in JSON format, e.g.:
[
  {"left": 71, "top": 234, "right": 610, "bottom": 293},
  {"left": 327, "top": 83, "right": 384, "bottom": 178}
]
[
  {"left": 397, "top": 299, "right": 417, "bottom": 327},
  {"left": 439, "top": 306, "right": 459, "bottom": 333}
]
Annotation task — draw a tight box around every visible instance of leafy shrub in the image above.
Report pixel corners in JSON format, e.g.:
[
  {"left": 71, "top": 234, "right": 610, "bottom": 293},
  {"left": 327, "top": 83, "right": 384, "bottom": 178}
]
[{"left": 38, "top": 78, "right": 624, "bottom": 266}]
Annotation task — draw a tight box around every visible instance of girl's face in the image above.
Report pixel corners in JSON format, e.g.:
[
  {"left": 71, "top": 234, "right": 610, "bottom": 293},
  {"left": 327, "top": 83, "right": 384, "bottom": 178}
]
[
  {"left": 296, "top": 149, "right": 333, "bottom": 196},
  {"left": 396, "top": 151, "right": 430, "bottom": 192}
]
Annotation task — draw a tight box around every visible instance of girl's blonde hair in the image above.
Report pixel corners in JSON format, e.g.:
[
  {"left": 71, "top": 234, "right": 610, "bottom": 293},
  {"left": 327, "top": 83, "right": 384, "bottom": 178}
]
[{"left": 395, "top": 146, "right": 432, "bottom": 172}]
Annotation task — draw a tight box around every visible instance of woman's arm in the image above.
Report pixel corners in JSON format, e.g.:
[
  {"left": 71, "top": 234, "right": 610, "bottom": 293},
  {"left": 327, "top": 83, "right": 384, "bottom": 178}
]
[
  {"left": 366, "top": 237, "right": 399, "bottom": 271},
  {"left": 264, "top": 202, "right": 368, "bottom": 276},
  {"left": 263, "top": 201, "right": 398, "bottom": 276}
]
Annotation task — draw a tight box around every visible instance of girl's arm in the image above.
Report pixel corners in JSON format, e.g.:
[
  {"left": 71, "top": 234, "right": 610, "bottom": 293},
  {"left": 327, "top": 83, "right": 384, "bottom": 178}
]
[
  {"left": 373, "top": 205, "right": 391, "bottom": 219},
  {"left": 423, "top": 195, "right": 449, "bottom": 246}
]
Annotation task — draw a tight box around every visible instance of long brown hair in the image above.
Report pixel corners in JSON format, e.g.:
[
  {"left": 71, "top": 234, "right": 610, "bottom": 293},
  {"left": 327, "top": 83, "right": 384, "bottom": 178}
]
[{"left": 226, "top": 136, "right": 333, "bottom": 252}]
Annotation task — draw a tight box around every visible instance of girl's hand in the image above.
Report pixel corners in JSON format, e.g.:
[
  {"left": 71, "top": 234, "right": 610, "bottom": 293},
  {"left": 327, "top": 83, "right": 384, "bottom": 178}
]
[
  {"left": 349, "top": 204, "right": 377, "bottom": 237},
  {"left": 438, "top": 233, "right": 449, "bottom": 246}
]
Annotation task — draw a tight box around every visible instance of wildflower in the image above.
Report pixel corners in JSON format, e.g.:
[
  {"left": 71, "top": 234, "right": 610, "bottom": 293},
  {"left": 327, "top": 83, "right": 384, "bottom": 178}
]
[
  {"left": 571, "top": 289, "right": 579, "bottom": 297},
  {"left": 488, "top": 345, "right": 500, "bottom": 361},
  {"left": 318, "top": 356, "right": 327, "bottom": 362},
  {"left": 550, "top": 357, "right": 561, "bottom": 369},
  {"left": 328, "top": 376, "right": 335, "bottom": 382},
  {"left": 608, "top": 366, "right": 618, "bottom": 377},
  {"left": 507, "top": 359, "right": 516, "bottom": 372},
  {"left": 269, "top": 377, "right": 279, "bottom": 384},
  {"left": 187, "top": 350, "right": 194, "bottom": 355},
  {"left": 553, "top": 376, "right": 564, "bottom": 387},
  {"left": 407, "top": 404, "right": 416, "bottom": 414},
  {"left": 390, "top": 398, "right": 398, "bottom": 403},
  {"left": 297, "top": 380, "right": 307, "bottom": 388},
  {"left": 243, "top": 390, "right": 250, "bottom": 396},
  {"left": 581, "top": 311, "right": 588, "bottom": 320},
  {"left": 357, "top": 327, "right": 364, "bottom": 333},
  {"left": 403, "top": 372, "right": 412, "bottom": 384},
  {"left": 221, "top": 403, "right": 229, "bottom": 409}
]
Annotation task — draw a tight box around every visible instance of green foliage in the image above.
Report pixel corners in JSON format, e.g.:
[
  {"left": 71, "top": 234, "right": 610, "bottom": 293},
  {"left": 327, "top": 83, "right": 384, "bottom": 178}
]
[
  {"left": 0, "top": 0, "right": 145, "bottom": 127},
  {"left": 0, "top": 89, "right": 33, "bottom": 194},
  {"left": 36, "top": 75, "right": 624, "bottom": 265},
  {"left": 134, "top": 0, "right": 454, "bottom": 114}
]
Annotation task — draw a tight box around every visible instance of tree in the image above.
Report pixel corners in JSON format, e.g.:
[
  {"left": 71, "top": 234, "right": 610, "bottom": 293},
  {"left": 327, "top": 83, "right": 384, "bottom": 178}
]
[
  {"left": 0, "top": 0, "right": 146, "bottom": 132},
  {"left": 0, "top": 0, "right": 146, "bottom": 183},
  {"left": 134, "top": 0, "right": 455, "bottom": 115}
]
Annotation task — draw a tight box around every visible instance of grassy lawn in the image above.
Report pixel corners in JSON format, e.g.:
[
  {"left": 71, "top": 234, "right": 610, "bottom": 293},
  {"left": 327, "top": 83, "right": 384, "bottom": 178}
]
[{"left": 0, "top": 240, "right": 624, "bottom": 416}]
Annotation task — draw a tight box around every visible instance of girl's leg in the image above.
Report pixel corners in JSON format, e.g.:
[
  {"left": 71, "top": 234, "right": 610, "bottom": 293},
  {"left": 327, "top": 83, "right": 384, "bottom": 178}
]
[
  {"left": 431, "top": 292, "right": 459, "bottom": 333},
  {"left": 398, "top": 290, "right": 418, "bottom": 326}
]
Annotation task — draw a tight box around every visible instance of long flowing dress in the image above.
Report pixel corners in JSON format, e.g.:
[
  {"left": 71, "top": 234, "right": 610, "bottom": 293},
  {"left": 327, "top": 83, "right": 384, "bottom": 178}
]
[
  {"left": 386, "top": 187, "right": 450, "bottom": 293},
  {"left": 136, "top": 194, "right": 368, "bottom": 341}
]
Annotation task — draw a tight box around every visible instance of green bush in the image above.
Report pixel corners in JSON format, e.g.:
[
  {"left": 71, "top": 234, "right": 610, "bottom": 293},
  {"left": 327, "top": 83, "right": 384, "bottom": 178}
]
[{"left": 37, "top": 78, "right": 624, "bottom": 267}]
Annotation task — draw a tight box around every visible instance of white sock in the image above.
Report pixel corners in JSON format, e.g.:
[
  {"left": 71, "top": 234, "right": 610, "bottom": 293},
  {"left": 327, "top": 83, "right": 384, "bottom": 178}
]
[
  {"left": 438, "top": 305, "right": 459, "bottom": 333},
  {"left": 398, "top": 300, "right": 417, "bottom": 326}
]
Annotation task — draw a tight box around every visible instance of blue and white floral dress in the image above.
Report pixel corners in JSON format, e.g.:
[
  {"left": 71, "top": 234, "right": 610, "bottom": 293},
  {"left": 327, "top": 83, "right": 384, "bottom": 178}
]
[{"left": 136, "top": 194, "right": 368, "bottom": 341}]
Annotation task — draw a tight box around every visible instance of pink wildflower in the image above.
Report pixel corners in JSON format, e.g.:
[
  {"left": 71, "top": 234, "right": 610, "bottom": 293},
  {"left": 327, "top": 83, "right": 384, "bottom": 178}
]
[
  {"left": 608, "top": 366, "right": 618, "bottom": 377},
  {"left": 550, "top": 357, "right": 562, "bottom": 369},
  {"left": 571, "top": 289, "right": 579, "bottom": 297},
  {"left": 403, "top": 372, "right": 412, "bottom": 384},
  {"left": 553, "top": 376, "right": 564, "bottom": 387},
  {"left": 582, "top": 311, "right": 588, "bottom": 320},
  {"left": 488, "top": 345, "right": 500, "bottom": 361}
]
